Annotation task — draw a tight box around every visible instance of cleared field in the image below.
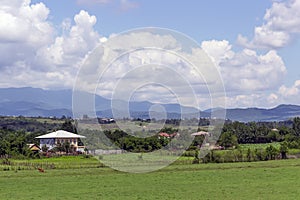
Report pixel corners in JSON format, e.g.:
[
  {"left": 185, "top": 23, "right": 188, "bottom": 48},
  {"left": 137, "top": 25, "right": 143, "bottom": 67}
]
[
  {"left": 239, "top": 142, "right": 282, "bottom": 150},
  {"left": 1, "top": 158, "right": 300, "bottom": 199}
]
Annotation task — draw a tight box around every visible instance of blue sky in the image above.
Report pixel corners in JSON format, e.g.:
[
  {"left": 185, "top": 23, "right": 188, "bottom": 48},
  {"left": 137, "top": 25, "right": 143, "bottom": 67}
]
[
  {"left": 1, "top": 0, "right": 300, "bottom": 109},
  {"left": 32, "top": 0, "right": 270, "bottom": 42}
]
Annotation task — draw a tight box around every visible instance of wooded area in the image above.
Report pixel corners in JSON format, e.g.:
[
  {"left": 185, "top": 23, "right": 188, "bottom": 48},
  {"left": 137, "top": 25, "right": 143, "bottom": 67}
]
[{"left": 1, "top": 116, "right": 300, "bottom": 161}]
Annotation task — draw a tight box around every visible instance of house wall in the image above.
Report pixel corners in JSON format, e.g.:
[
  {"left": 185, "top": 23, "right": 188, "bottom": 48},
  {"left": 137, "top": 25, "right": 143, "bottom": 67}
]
[
  {"left": 39, "top": 138, "right": 55, "bottom": 149},
  {"left": 55, "top": 138, "right": 78, "bottom": 146},
  {"left": 39, "top": 138, "right": 83, "bottom": 151}
]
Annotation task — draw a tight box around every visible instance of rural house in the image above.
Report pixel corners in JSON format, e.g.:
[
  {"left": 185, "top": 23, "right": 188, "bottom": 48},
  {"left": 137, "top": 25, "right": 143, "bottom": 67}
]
[{"left": 35, "top": 130, "right": 86, "bottom": 152}]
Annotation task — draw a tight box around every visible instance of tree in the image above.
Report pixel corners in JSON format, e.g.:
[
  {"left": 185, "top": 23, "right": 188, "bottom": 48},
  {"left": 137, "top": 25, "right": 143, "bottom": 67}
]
[
  {"left": 293, "top": 117, "right": 300, "bottom": 136},
  {"left": 60, "top": 119, "right": 77, "bottom": 133},
  {"left": 192, "top": 135, "right": 204, "bottom": 148},
  {"left": 279, "top": 142, "right": 288, "bottom": 159},
  {"left": 267, "top": 130, "right": 281, "bottom": 142},
  {"left": 218, "top": 131, "right": 238, "bottom": 149},
  {"left": 266, "top": 145, "right": 278, "bottom": 160},
  {"left": 63, "top": 142, "right": 71, "bottom": 154},
  {"left": 0, "top": 130, "right": 30, "bottom": 157},
  {"left": 278, "top": 126, "right": 292, "bottom": 136},
  {"left": 41, "top": 144, "right": 49, "bottom": 152}
]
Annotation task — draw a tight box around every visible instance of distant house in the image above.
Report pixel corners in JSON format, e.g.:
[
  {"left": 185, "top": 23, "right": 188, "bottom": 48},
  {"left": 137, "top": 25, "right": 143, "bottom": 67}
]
[
  {"left": 98, "top": 118, "right": 115, "bottom": 124},
  {"left": 27, "top": 144, "right": 41, "bottom": 152},
  {"left": 158, "top": 132, "right": 178, "bottom": 139},
  {"left": 35, "top": 130, "right": 86, "bottom": 152},
  {"left": 159, "top": 132, "right": 170, "bottom": 138},
  {"left": 191, "top": 131, "right": 210, "bottom": 137}
]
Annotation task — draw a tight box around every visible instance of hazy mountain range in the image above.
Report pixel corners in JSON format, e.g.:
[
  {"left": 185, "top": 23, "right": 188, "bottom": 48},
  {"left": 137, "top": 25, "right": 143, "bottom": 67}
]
[{"left": 0, "top": 87, "right": 300, "bottom": 122}]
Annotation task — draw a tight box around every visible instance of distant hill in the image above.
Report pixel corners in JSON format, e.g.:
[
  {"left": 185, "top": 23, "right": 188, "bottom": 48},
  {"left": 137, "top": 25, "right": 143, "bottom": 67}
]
[
  {"left": 216, "top": 104, "right": 300, "bottom": 122},
  {"left": 0, "top": 87, "right": 299, "bottom": 121},
  {"left": 0, "top": 87, "right": 198, "bottom": 118}
]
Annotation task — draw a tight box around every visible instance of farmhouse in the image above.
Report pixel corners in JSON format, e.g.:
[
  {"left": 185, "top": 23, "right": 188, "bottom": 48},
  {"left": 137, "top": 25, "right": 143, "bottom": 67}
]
[{"left": 35, "top": 130, "right": 86, "bottom": 152}]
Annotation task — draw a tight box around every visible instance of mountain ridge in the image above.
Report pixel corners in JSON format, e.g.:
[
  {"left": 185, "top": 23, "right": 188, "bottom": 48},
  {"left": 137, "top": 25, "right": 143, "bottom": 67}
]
[{"left": 0, "top": 87, "right": 299, "bottom": 122}]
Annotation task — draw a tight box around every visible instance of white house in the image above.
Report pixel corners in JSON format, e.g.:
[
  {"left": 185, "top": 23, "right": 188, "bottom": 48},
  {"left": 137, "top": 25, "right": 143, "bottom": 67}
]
[{"left": 36, "top": 130, "right": 86, "bottom": 152}]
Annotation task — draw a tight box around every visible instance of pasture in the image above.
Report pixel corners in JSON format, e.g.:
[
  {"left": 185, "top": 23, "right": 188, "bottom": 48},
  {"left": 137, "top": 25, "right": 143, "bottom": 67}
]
[{"left": 1, "top": 157, "right": 300, "bottom": 199}]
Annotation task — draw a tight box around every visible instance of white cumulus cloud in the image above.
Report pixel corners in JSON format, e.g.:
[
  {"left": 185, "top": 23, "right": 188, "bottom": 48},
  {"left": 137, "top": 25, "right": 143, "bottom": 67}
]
[
  {"left": 201, "top": 40, "right": 286, "bottom": 93},
  {"left": 279, "top": 80, "right": 300, "bottom": 97},
  {"left": 0, "top": 0, "right": 53, "bottom": 68},
  {"left": 238, "top": 0, "right": 300, "bottom": 49},
  {"left": 35, "top": 10, "right": 101, "bottom": 70},
  {"left": 0, "top": 1, "right": 101, "bottom": 89}
]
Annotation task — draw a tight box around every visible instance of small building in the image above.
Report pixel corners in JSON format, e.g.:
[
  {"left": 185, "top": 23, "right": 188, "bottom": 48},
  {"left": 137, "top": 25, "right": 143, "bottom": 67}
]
[
  {"left": 191, "top": 131, "right": 210, "bottom": 136},
  {"left": 35, "top": 130, "right": 86, "bottom": 152},
  {"left": 159, "top": 132, "right": 170, "bottom": 138},
  {"left": 27, "top": 144, "right": 41, "bottom": 152},
  {"left": 158, "top": 132, "right": 178, "bottom": 139}
]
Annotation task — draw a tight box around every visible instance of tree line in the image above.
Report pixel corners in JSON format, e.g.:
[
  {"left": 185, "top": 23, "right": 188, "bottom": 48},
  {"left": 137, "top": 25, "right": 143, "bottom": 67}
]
[
  {"left": 220, "top": 117, "right": 300, "bottom": 149},
  {"left": 1, "top": 116, "right": 300, "bottom": 159}
]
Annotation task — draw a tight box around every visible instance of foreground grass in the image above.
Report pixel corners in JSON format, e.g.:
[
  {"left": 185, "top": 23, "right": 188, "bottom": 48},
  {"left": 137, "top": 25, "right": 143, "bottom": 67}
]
[
  {"left": 1, "top": 159, "right": 300, "bottom": 199},
  {"left": 0, "top": 156, "right": 101, "bottom": 171}
]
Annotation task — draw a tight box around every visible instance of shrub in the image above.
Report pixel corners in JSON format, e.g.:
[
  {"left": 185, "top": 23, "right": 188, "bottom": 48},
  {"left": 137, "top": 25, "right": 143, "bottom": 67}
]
[
  {"left": 265, "top": 145, "right": 279, "bottom": 160},
  {"left": 233, "top": 149, "right": 243, "bottom": 162},
  {"left": 98, "top": 155, "right": 103, "bottom": 160},
  {"left": 254, "top": 148, "right": 266, "bottom": 161},
  {"left": 288, "top": 141, "right": 299, "bottom": 149},
  {"left": 192, "top": 150, "right": 200, "bottom": 164},
  {"left": 82, "top": 154, "right": 92, "bottom": 159},
  {"left": 202, "top": 152, "right": 211, "bottom": 163},
  {"left": 246, "top": 148, "right": 252, "bottom": 162},
  {"left": 279, "top": 142, "right": 288, "bottom": 159},
  {"left": 222, "top": 151, "right": 235, "bottom": 163},
  {"left": 182, "top": 150, "right": 196, "bottom": 157}
]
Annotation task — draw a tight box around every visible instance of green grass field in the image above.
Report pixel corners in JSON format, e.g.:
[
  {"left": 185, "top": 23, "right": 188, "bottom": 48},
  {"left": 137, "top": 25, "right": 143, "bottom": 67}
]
[
  {"left": 1, "top": 157, "right": 300, "bottom": 199},
  {"left": 239, "top": 142, "right": 282, "bottom": 150}
]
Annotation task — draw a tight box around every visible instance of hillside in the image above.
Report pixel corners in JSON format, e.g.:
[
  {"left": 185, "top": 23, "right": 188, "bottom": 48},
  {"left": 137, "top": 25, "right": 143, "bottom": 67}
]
[{"left": 0, "top": 87, "right": 299, "bottom": 122}]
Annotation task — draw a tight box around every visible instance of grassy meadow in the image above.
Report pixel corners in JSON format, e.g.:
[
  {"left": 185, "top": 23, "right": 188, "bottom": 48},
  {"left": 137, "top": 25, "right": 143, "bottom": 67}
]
[
  {"left": 1, "top": 156, "right": 300, "bottom": 199},
  {"left": 2, "top": 117, "right": 300, "bottom": 199}
]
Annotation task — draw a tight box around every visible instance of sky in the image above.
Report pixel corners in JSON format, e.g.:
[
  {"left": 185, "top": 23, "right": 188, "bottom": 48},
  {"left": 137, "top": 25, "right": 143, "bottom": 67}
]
[{"left": 0, "top": 0, "right": 300, "bottom": 109}]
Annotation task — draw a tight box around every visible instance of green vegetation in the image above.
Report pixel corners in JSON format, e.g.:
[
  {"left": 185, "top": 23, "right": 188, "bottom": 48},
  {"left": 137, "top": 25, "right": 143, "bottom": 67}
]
[
  {"left": 2, "top": 116, "right": 300, "bottom": 164},
  {"left": 0, "top": 155, "right": 101, "bottom": 171},
  {"left": 1, "top": 158, "right": 300, "bottom": 199},
  {"left": 1, "top": 110, "right": 300, "bottom": 198},
  {"left": 0, "top": 118, "right": 78, "bottom": 158},
  {"left": 238, "top": 142, "right": 281, "bottom": 150}
]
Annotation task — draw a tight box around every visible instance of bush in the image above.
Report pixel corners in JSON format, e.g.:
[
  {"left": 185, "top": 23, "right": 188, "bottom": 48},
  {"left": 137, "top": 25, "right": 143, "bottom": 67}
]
[
  {"left": 98, "top": 155, "right": 103, "bottom": 160},
  {"left": 222, "top": 151, "right": 235, "bottom": 163},
  {"left": 192, "top": 157, "right": 200, "bottom": 164},
  {"left": 182, "top": 150, "right": 196, "bottom": 157},
  {"left": 254, "top": 148, "right": 266, "bottom": 161},
  {"left": 233, "top": 149, "right": 243, "bottom": 162},
  {"left": 192, "top": 150, "right": 200, "bottom": 164},
  {"left": 280, "top": 142, "right": 288, "bottom": 159},
  {"left": 246, "top": 148, "right": 252, "bottom": 162},
  {"left": 82, "top": 154, "right": 92, "bottom": 159},
  {"left": 288, "top": 141, "right": 299, "bottom": 149},
  {"left": 265, "top": 145, "right": 279, "bottom": 160}
]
